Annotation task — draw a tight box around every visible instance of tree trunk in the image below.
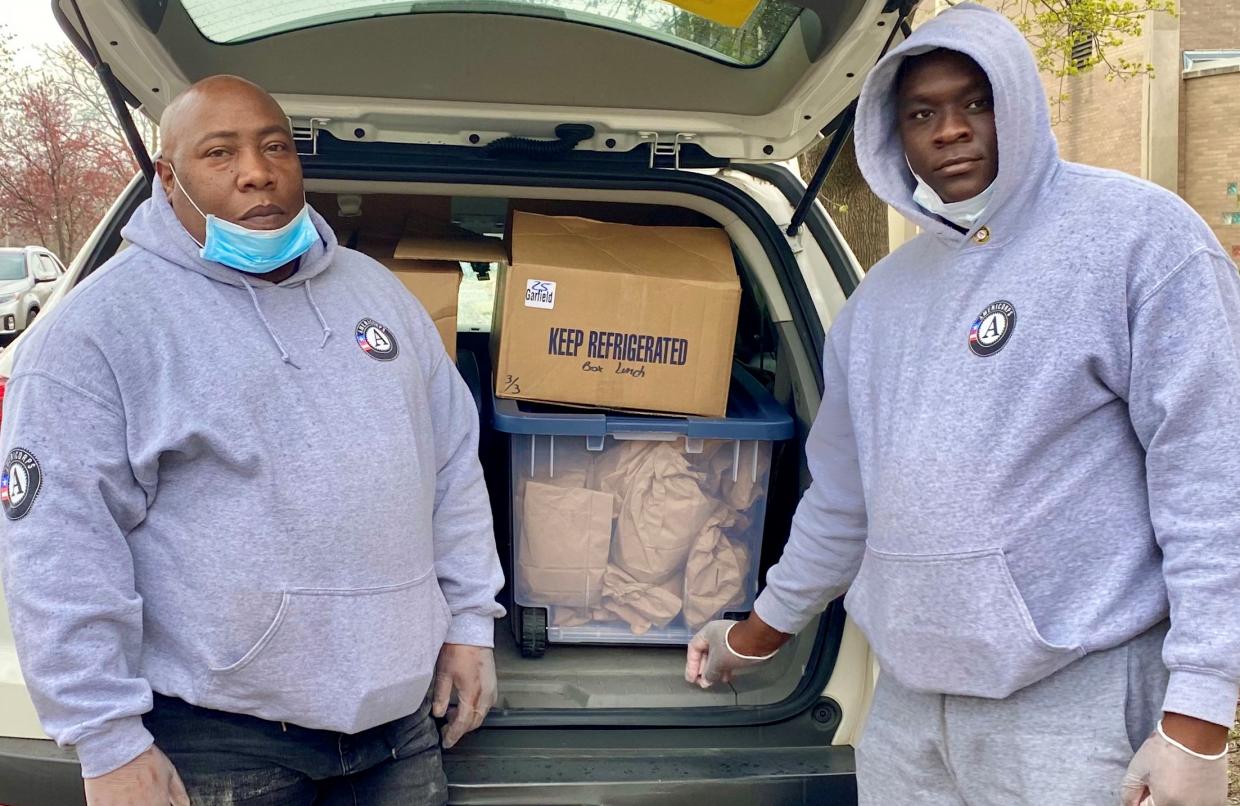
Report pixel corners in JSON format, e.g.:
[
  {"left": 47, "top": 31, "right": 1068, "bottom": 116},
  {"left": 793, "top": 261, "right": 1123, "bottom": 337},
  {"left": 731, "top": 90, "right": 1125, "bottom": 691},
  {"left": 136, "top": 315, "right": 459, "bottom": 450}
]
[{"left": 798, "top": 132, "right": 889, "bottom": 272}]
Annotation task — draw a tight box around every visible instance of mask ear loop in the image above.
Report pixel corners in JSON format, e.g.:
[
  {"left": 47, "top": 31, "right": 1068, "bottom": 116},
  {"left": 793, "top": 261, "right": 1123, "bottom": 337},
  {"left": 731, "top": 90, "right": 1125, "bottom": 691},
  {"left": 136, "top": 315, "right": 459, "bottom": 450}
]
[{"left": 166, "top": 163, "right": 209, "bottom": 248}]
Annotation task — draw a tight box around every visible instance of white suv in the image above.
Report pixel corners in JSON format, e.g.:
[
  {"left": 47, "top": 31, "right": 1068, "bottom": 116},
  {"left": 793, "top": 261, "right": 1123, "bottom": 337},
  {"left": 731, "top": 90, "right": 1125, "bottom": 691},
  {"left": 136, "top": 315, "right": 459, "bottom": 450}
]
[
  {"left": 0, "top": 0, "right": 912, "bottom": 802},
  {"left": 0, "top": 247, "right": 66, "bottom": 341}
]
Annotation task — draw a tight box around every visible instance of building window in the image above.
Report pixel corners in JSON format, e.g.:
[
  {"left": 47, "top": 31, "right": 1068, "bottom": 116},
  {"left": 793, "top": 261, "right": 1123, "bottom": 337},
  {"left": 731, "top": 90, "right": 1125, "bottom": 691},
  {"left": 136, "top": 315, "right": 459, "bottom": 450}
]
[
  {"left": 1071, "top": 32, "right": 1096, "bottom": 69},
  {"left": 1183, "top": 50, "right": 1240, "bottom": 77}
]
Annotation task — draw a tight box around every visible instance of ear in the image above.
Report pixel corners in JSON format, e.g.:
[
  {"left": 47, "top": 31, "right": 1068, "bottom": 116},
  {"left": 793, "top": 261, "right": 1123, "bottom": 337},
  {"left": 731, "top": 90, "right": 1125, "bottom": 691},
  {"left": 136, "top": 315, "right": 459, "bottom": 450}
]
[{"left": 155, "top": 160, "right": 177, "bottom": 199}]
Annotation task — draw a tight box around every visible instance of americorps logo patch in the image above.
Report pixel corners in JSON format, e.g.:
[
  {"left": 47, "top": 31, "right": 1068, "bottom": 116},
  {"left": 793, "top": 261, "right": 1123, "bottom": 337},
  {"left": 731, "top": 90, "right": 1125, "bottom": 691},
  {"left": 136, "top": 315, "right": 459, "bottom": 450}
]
[
  {"left": 2, "top": 448, "right": 42, "bottom": 520},
  {"left": 969, "top": 300, "right": 1017, "bottom": 357},
  {"left": 355, "top": 318, "right": 399, "bottom": 361}
]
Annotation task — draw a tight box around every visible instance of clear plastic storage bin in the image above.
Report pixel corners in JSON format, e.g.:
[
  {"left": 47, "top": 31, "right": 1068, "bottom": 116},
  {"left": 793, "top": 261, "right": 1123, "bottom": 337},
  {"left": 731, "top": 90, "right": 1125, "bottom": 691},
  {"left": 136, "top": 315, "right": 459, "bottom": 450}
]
[{"left": 492, "top": 368, "right": 794, "bottom": 656}]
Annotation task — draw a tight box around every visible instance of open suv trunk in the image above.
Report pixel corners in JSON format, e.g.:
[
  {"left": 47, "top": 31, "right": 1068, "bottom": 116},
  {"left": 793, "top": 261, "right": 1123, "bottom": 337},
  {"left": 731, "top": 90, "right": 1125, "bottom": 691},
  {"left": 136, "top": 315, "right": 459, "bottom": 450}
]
[{"left": 0, "top": 0, "right": 911, "bottom": 801}]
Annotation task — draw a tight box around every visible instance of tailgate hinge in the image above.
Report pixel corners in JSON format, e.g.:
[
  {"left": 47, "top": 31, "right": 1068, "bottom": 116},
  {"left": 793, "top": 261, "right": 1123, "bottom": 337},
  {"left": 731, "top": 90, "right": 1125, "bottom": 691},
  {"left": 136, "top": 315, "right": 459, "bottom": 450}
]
[
  {"left": 292, "top": 117, "right": 332, "bottom": 156},
  {"left": 638, "top": 131, "right": 696, "bottom": 170},
  {"left": 784, "top": 224, "right": 805, "bottom": 255}
]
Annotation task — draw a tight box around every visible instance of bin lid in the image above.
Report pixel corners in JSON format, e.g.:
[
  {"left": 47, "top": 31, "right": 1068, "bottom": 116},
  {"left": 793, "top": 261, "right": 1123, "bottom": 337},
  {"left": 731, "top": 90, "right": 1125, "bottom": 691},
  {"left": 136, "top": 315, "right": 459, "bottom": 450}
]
[{"left": 491, "top": 365, "right": 793, "bottom": 440}]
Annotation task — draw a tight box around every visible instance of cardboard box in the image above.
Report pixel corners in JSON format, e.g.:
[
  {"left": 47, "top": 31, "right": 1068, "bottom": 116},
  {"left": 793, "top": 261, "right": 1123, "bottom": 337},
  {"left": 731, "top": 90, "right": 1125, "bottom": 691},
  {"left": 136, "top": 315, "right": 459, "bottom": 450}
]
[
  {"left": 393, "top": 219, "right": 506, "bottom": 362},
  {"left": 509, "top": 199, "right": 714, "bottom": 229},
  {"left": 310, "top": 193, "right": 452, "bottom": 242},
  {"left": 395, "top": 214, "right": 507, "bottom": 265},
  {"left": 391, "top": 262, "right": 463, "bottom": 362},
  {"left": 492, "top": 211, "right": 740, "bottom": 417},
  {"left": 344, "top": 210, "right": 508, "bottom": 363},
  {"left": 314, "top": 194, "right": 476, "bottom": 360},
  {"left": 356, "top": 237, "right": 463, "bottom": 361}
]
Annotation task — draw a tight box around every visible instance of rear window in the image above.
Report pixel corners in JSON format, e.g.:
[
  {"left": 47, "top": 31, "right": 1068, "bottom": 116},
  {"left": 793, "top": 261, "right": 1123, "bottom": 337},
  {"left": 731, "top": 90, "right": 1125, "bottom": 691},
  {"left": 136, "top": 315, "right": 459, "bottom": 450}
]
[{"left": 181, "top": 0, "right": 801, "bottom": 65}]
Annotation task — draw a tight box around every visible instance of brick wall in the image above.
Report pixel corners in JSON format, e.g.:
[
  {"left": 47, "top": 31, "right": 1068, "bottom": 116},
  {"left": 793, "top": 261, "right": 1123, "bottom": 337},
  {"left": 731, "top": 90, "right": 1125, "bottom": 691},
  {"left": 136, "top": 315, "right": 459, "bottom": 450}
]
[
  {"left": 1180, "top": 71, "right": 1240, "bottom": 261},
  {"left": 986, "top": 1, "right": 1154, "bottom": 176},
  {"left": 1180, "top": 0, "right": 1240, "bottom": 51},
  {"left": 898, "top": 1, "right": 1240, "bottom": 258},
  {"left": 1048, "top": 48, "right": 1147, "bottom": 176}
]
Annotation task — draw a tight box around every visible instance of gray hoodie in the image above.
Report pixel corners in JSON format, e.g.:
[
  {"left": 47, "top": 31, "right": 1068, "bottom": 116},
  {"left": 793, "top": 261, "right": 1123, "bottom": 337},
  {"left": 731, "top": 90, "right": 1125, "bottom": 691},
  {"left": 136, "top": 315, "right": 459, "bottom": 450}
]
[
  {"left": 753, "top": 3, "right": 1240, "bottom": 728},
  {"left": 0, "top": 182, "right": 505, "bottom": 777}
]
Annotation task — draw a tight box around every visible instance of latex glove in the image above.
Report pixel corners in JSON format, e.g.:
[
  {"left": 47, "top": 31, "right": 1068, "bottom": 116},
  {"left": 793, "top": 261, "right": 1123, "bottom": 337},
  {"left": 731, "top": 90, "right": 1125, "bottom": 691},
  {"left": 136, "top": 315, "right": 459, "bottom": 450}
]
[
  {"left": 685, "top": 620, "right": 778, "bottom": 689},
  {"left": 431, "top": 643, "right": 498, "bottom": 750},
  {"left": 84, "top": 745, "right": 190, "bottom": 806},
  {"left": 1120, "top": 720, "right": 1228, "bottom": 806}
]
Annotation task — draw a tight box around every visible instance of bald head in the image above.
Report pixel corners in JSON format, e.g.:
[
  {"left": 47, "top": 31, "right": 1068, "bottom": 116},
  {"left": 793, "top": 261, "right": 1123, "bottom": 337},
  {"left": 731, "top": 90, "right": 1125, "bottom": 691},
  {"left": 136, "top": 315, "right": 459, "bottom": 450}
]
[
  {"left": 155, "top": 74, "right": 305, "bottom": 247},
  {"left": 160, "top": 75, "right": 289, "bottom": 164}
]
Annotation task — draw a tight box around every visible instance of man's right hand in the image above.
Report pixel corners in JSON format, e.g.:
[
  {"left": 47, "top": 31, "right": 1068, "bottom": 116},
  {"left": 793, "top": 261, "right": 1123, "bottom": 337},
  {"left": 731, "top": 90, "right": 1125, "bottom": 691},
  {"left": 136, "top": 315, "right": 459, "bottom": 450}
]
[
  {"left": 685, "top": 615, "right": 791, "bottom": 688},
  {"left": 84, "top": 745, "right": 190, "bottom": 806}
]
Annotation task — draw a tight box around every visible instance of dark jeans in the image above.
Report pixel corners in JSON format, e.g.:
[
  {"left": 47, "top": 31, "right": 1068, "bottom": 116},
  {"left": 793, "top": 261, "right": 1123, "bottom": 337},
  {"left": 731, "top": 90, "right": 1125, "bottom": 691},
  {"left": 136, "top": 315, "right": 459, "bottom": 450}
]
[{"left": 143, "top": 693, "right": 448, "bottom": 805}]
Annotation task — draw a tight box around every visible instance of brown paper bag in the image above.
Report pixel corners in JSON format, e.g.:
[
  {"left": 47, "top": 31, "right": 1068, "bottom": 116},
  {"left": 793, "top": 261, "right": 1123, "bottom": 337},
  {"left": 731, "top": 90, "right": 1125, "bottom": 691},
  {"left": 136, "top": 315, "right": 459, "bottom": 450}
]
[
  {"left": 683, "top": 507, "right": 752, "bottom": 630},
  {"left": 552, "top": 606, "right": 616, "bottom": 628},
  {"left": 698, "top": 439, "right": 766, "bottom": 513},
  {"left": 606, "top": 442, "right": 717, "bottom": 583},
  {"left": 518, "top": 481, "right": 614, "bottom": 608},
  {"left": 600, "top": 565, "right": 684, "bottom": 635}
]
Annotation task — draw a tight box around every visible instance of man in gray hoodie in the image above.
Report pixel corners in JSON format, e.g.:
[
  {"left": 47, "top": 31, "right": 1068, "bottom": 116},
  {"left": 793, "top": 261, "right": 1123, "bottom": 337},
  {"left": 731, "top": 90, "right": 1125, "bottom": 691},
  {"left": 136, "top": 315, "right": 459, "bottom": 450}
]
[
  {"left": 0, "top": 75, "right": 505, "bottom": 805},
  {"left": 687, "top": 5, "right": 1239, "bottom": 804}
]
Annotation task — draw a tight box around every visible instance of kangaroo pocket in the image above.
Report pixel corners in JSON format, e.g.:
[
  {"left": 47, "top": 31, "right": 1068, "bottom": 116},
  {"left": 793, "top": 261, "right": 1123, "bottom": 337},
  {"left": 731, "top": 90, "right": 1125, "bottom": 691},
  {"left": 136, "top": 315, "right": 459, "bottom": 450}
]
[
  {"left": 203, "top": 571, "right": 451, "bottom": 733},
  {"left": 844, "top": 547, "right": 1084, "bottom": 698}
]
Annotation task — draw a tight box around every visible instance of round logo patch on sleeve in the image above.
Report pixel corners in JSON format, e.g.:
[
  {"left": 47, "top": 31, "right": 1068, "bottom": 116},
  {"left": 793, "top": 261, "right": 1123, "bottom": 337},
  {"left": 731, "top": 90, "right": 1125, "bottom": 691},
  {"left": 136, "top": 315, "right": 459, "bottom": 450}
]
[
  {"left": 968, "top": 300, "right": 1017, "bottom": 357},
  {"left": 355, "top": 318, "right": 399, "bottom": 362},
  {"left": 2, "top": 448, "right": 42, "bottom": 520}
]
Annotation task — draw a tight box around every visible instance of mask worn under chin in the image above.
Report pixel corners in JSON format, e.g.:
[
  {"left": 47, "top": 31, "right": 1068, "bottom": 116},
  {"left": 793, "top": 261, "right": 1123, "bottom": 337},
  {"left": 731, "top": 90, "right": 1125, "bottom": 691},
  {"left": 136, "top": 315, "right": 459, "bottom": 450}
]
[
  {"left": 168, "top": 164, "right": 318, "bottom": 275},
  {"left": 909, "top": 169, "right": 996, "bottom": 230}
]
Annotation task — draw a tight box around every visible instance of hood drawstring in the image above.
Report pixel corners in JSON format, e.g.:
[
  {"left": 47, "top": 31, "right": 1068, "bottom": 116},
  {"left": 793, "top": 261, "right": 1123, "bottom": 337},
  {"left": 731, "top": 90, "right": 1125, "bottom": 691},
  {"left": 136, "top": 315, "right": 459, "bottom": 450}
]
[
  {"left": 304, "top": 278, "right": 333, "bottom": 349},
  {"left": 240, "top": 277, "right": 300, "bottom": 369}
]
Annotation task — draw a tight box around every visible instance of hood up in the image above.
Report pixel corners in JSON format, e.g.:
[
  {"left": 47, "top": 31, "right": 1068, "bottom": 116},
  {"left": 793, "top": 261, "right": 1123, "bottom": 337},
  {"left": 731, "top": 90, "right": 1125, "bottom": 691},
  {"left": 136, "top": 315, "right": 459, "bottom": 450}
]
[{"left": 854, "top": 3, "right": 1059, "bottom": 244}]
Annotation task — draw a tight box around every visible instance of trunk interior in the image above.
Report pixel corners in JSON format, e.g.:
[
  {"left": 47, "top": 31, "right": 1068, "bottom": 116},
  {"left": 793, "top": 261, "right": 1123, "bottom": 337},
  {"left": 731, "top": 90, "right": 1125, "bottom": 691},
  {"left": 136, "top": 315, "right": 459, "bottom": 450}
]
[{"left": 299, "top": 178, "right": 826, "bottom": 718}]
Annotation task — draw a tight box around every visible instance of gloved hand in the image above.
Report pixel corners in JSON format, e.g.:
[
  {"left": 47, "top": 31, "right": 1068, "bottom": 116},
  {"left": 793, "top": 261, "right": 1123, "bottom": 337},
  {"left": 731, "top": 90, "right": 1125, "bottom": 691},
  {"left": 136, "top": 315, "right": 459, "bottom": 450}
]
[
  {"left": 432, "top": 644, "right": 498, "bottom": 750},
  {"left": 84, "top": 745, "right": 190, "bottom": 806},
  {"left": 1120, "top": 720, "right": 1228, "bottom": 806},
  {"left": 685, "top": 619, "right": 779, "bottom": 689}
]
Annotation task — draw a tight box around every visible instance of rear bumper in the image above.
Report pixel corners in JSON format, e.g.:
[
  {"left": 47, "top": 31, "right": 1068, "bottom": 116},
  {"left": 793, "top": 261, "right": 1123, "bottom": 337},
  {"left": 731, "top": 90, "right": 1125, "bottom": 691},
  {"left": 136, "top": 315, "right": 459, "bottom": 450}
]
[
  {"left": 0, "top": 737, "right": 856, "bottom": 806},
  {"left": 0, "top": 737, "right": 84, "bottom": 806},
  {"left": 443, "top": 743, "right": 857, "bottom": 805}
]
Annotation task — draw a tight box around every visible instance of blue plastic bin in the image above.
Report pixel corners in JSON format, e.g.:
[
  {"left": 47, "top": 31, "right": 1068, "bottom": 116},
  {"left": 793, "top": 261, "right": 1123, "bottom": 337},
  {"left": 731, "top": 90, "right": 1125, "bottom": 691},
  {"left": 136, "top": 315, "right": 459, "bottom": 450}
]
[{"left": 493, "top": 367, "right": 793, "bottom": 652}]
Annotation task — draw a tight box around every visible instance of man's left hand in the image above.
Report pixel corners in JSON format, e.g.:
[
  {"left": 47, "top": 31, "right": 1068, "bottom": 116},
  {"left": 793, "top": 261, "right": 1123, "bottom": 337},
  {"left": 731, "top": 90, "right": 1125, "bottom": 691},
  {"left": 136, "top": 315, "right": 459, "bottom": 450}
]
[
  {"left": 1121, "top": 713, "right": 1228, "bottom": 806},
  {"left": 431, "top": 644, "right": 497, "bottom": 750}
]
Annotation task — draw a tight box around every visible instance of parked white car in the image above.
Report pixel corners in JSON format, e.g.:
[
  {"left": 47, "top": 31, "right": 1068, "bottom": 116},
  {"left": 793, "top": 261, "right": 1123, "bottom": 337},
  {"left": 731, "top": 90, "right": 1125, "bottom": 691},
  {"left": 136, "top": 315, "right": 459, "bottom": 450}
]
[{"left": 0, "top": 247, "right": 66, "bottom": 340}]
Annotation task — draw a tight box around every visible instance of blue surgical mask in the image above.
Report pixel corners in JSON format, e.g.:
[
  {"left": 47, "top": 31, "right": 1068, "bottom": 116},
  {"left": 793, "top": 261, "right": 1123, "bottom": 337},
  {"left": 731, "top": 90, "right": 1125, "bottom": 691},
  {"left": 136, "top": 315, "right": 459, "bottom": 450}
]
[
  {"left": 911, "top": 175, "right": 996, "bottom": 230},
  {"left": 906, "top": 157, "right": 996, "bottom": 230},
  {"left": 168, "top": 165, "right": 318, "bottom": 274}
]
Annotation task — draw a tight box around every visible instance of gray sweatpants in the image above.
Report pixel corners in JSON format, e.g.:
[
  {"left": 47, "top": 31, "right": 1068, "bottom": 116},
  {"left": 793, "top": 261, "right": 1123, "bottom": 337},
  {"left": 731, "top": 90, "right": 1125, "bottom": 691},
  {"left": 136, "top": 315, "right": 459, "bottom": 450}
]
[{"left": 856, "top": 621, "right": 1169, "bottom": 805}]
